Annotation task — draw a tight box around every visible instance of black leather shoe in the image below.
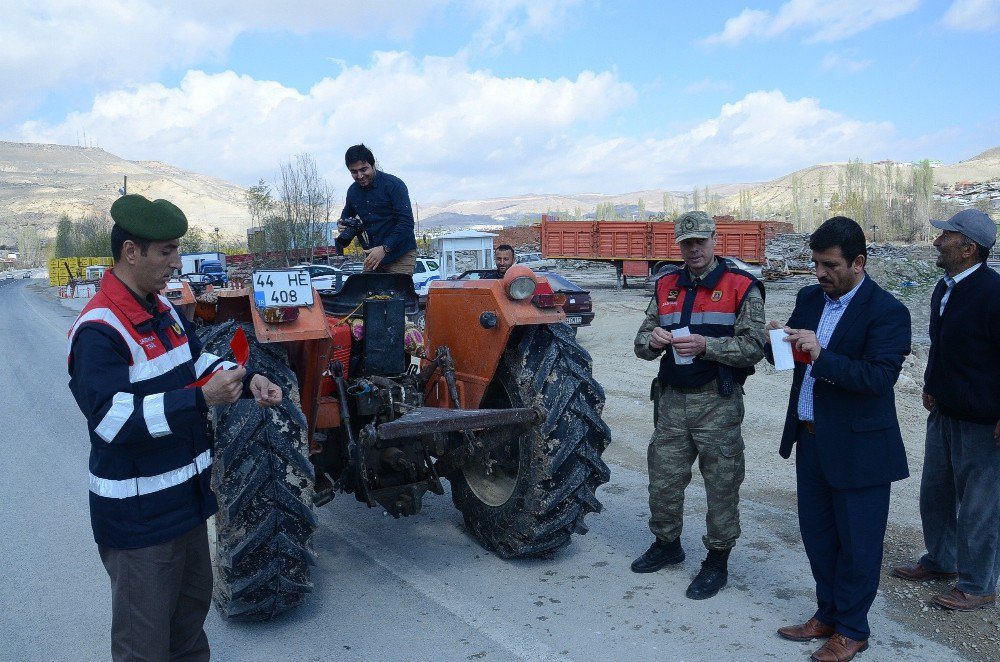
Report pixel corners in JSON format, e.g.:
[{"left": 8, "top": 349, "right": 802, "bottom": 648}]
[
  {"left": 686, "top": 549, "right": 730, "bottom": 600},
  {"left": 630, "top": 538, "right": 685, "bottom": 573}
]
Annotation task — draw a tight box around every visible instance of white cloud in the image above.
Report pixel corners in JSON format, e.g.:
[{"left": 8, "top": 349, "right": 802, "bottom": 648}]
[
  {"left": 17, "top": 77, "right": 893, "bottom": 198},
  {"left": 941, "top": 0, "right": 1000, "bottom": 30},
  {"left": 466, "top": 0, "right": 585, "bottom": 53},
  {"left": 16, "top": 53, "right": 636, "bottom": 199},
  {"left": 0, "top": 0, "right": 562, "bottom": 124},
  {"left": 820, "top": 53, "right": 873, "bottom": 73},
  {"left": 703, "top": 0, "right": 920, "bottom": 46},
  {"left": 550, "top": 90, "right": 895, "bottom": 191}
]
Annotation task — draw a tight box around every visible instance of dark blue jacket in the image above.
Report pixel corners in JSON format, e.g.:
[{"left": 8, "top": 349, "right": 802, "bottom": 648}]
[
  {"left": 924, "top": 263, "right": 1000, "bottom": 424},
  {"left": 340, "top": 170, "right": 417, "bottom": 265},
  {"left": 776, "top": 276, "right": 911, "bottom": 489},
  {"left": 68, "top": 271, "right": 235, "bottom": 549}
]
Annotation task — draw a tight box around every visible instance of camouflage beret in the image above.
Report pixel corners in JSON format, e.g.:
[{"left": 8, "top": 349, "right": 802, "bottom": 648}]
[
  {"left": 110, "top": 194, "right": 188, "bottom": 241},
  {"left": 674, "top": 210, "right": 715, "bottom": 243}
]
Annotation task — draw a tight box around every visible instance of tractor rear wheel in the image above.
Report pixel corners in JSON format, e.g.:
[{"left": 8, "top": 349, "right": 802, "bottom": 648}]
[
  {"left": 449, "top": 323, "right": 611, "bottom": 558},
  {"left": 198, "top": 321, "right": 317, "bottom": 621}
]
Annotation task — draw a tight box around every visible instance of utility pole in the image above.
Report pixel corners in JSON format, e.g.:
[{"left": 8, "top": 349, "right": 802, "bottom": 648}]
[{"left": 118, "top": 175, "right": 128, "bottom": 196}]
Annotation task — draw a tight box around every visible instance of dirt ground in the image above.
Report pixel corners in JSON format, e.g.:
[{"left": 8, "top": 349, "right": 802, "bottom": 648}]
[{"left": 566, "top": 262, "right": 1000, "bottom": 661}]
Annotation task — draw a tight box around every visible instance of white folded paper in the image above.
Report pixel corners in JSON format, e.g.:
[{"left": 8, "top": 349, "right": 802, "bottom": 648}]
[
  {"left": 671, "top": 326, "right": 694, "bottom": 365},
  {"left": 769, "top": 328, "right": 795, "bottom": 371}
]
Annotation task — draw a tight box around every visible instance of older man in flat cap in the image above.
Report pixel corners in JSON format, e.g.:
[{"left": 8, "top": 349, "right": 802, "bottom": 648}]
[
  {"left": 67, "top": 194, "right": 282, "bottom": 661},
  {"left": 892, "top": 209, "right": 1000, "bottom": 612},
  {"left": 631, "top": 211, "right": 766, "bottom": 600}
]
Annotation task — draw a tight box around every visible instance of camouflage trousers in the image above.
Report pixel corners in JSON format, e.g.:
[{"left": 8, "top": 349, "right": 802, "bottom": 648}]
[{"left": 647, "top": 381, "right": 746, "bottom": 551}]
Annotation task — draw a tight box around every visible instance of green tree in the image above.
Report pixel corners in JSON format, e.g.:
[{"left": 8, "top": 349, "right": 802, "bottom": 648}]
[
  {"left": 738, "top": 190, "right": 753, "bottom": 220},
  {"left": 54, "top": 214, "right": 75, "bottom": 258},
  {"left": 182, "top": 226, "right": 208, "bottom": 253},
  {"left": 75, "top": 214, "right": 113, "bottom": 257}
]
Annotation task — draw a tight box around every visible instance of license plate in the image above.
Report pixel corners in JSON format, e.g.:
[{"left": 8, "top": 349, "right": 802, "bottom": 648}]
[
  {"left": 253, "top": 270, "right": 314, "bottom": 307},
  {"left": 566, "top": 315, "right": 582, "bottom": 325}
]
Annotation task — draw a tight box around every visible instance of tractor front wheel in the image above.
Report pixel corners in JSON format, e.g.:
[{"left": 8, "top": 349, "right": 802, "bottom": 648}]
[{"left": 449, "top": 323, "right": 611, "bottom": 558}]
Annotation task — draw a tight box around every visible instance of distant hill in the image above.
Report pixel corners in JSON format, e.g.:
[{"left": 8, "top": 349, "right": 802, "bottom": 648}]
[
  {"left": 0, "top": 142, "right": 249, "bottom": 241},
  {"left": 3, "top": 140, "right": 997, "bottom": 249},
  {"left": 419, "top": 185, "right": 752, "bottom": 222},
  {"left": 722, "top": 148, "right": 1000, "bottom": 218}
]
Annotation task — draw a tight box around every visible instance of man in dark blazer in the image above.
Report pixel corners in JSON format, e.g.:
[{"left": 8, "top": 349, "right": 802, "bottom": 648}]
[{"left": 767, "top": 216, "right": 911, "bottom": 662}]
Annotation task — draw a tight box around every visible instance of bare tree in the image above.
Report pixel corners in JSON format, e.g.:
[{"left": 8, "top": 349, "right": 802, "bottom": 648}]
[{"left": 277, "top": 154, "right": 334, "bottom": 264}]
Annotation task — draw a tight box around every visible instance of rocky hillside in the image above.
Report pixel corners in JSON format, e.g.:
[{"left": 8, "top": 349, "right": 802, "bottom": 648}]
[{"left": 0, "top": 142, "right": 249, "bottom": 242}]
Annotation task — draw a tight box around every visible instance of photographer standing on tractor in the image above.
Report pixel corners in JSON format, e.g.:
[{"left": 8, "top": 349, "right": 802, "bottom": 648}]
[
  {"left": 67, "top": 194, "right": 283, "bottom": 661},
  {"left": 631, "top": 210, "right": 766, "bottom": 601},
  {"left": 338, "top": 144, "right": 418, "bottom": 275}
]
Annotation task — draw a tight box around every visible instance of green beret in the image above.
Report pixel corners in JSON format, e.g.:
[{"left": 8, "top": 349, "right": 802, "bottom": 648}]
[{"left": 110, "top": 194, "right": 188, "bottom": 241}]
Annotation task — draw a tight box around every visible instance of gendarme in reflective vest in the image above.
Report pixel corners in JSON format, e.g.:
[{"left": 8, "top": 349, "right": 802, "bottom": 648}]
[
  {"left": 655, "top": 260, "right": 762, "bottom": 389},
  {"left": 67, "top": 270, "right": 233, "bottom": 549}
]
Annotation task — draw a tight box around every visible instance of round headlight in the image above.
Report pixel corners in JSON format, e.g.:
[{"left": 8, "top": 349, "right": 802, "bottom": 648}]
[{"left": 507, "top": 276, "right": 537, "bottom": 300}]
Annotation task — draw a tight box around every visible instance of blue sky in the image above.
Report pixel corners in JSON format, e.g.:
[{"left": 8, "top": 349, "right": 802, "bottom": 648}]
[{"left": 3, "top": 1, "right": 999, "bottom": 204}]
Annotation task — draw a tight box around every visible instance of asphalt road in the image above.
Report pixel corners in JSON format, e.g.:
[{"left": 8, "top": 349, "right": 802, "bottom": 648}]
[{"left": 0, "top": 277, "right": 965, "bottom": 662}]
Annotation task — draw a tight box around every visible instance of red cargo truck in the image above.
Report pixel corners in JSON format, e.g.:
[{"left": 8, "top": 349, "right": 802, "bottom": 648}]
[{"left": 541, "top": 214, "right": 790, "bottom": 287}]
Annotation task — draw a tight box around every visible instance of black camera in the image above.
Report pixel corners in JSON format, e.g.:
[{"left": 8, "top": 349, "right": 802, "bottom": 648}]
[{"left": 336, "top": 217, "right": 371, "bottom": 253}]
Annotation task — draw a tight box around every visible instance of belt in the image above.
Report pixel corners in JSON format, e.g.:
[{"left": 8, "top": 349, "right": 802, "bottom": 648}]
[
  {"left": 665, "top": 380, "right": 717, "bottom": 394},
  {"left": 799, "top": 421, "right": 816, "bottom": 434}
]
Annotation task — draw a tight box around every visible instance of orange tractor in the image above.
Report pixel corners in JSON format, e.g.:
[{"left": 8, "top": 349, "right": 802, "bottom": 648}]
[{"left": 175, "top": 265, "right": 611, "bottom": 621}]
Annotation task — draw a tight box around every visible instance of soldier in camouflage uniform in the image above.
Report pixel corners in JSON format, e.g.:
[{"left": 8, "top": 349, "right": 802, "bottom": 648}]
[{"left": 631, "top": 211, "right": 767, "bottom": 600}]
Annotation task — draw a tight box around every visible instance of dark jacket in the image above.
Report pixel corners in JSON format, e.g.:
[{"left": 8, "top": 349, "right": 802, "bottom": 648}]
[
  {"left": 68, "top": 271, "right": 235, "bottom": 549},
  {"left": 924, "top": 263, "right": 1000, "bottom": 424},
  {"left": 340, "top": 170, "right": 417, "bottom": 265},
  {"left": 775, "top": 276, "right": 911, "bottom": 489}
]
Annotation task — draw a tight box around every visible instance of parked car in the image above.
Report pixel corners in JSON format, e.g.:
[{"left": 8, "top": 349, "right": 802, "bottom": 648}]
[
  {"left": 412, "top": 257, "right": 441, "bottom": 294},
  {"left": 542, "top": 272, "right": 595, "bottom": 327},
  {"left": 199, "top": 259, "right": 227, "bottom": 286},
  {"left": 723, "top": 256, "right": 764, "bottom": 279},
  {"left": 295, "top": 263, "right": 343, "bottom": 279},
  {"left": 515, "top": 252, "right": 555, "bottom": 271},
  {"left": 455, "top": 270, "right": 594, "bottom": 327},
  {"left": 291, "top": 263, "right": 348, "bottom": 291},
  {"left": 338, "top": 262, "right": 364, "bottom": 274},
  {"left": 645, "top": 257, "right": 763, "bottom": 292},
  {"left": 179, "top": 273, "right": 211, "bottom": 295}
]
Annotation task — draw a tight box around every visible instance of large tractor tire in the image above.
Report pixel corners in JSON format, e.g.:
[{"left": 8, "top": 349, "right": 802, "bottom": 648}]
[
  {"left": 449, "top": 323, "right": 612, "bottom": 558},
  {"left": 198, "top": 321, "right": 317, "bottom": 621}
]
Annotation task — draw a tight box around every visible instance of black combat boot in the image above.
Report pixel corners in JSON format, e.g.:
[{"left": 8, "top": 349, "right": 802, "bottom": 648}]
[
  {"left": 630, "top": 538, "right": 685, "bottom": 573},
  {"left": 685, "top": 548, "right": 731, "bottom": 599}
]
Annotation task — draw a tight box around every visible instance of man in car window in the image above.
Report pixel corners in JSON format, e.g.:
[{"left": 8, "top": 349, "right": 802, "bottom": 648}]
[{"left": 482, "top": 245, "right": 516, "bottom": 279}]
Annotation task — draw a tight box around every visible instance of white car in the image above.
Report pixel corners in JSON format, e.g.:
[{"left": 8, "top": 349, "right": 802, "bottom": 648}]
[
  {"left": 515, "top": 252, "right": 555, "bottom": 271},
  {"left": 723, "top": 257, "right": 763, "bottom": 280},
  {"left": 412, "top": 257, "right": 441, "bottom": 294}
]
